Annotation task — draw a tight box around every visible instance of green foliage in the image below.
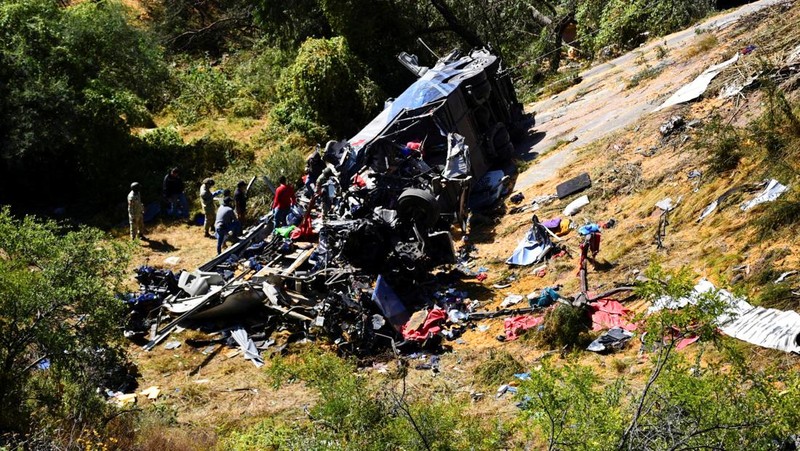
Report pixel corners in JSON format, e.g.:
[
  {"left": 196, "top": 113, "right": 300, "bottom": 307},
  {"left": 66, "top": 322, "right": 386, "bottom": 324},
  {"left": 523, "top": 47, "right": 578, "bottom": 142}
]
[
  {"left": 515, "top": 262, "right": 800, "bottom": 449},
  {"left": 580, "top": 0, "right": 714, "bottom": 56},
  {"left": 635, "top": 261, "right": 726, "bottom": 345},
  {"left": 169, "top": 60, "right": 236, "bottom": 125},
  {"left": 273, "top": 37, "right": 382, "bottom": 140},
  {"left": 518, "top": 361, "right": 624, "bottom": 449},
  {"left": 142, "top": 0, "right": 255, "bottom": 55},
  {"left": 240, "top": 349, "right": 510, "bottom": 450},
  {"left": 0, "top": 0, "right": 169, "bottom": 207},
  {"left": 537, "top": 303, "right": 591, "bottom": 348},
  {"left": 626, "top": 64, "right": 663, "bottom": 89},
  {"left": 474, "top": 350, "right": 525, "bottom": 387},
  {"left": 0, "top": 209, "right": 131, "bottom": 437},
  {"left": 695, "top": 115, "right": 743, "bottom": 173}
]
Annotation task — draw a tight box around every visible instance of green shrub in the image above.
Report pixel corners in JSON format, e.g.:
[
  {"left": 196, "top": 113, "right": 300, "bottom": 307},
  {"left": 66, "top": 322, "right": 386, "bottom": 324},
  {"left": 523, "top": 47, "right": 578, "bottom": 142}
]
[
  {"left": 695, "top": 116, "right": 743, "bottom": 173},
  {"left": 274, "top": 36, "right": 382, "bottom": 140},
  {"left": 169, "top": 60, "right": 235, "bottom": 125},
  {"left": 0, "top": 210, "right": 131, "bottom": 439},
  {"left": 474, "top": 350, "right": 525, "bottom": 387},
  {"left": 536, "top": 303, "right": 591, "bottom": 348}
]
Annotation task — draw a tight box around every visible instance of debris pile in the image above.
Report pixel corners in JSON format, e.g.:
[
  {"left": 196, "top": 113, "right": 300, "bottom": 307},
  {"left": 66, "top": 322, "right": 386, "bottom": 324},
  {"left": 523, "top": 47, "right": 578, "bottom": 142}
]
[{"left": 123, "top": 47, "right": 530, "bottom": 359}]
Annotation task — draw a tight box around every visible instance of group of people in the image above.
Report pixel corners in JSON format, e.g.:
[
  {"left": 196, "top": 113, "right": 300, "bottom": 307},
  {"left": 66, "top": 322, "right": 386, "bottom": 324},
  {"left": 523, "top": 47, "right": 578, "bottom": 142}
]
[
  {"left": 127, "top": 167, "right": 302, "bottom": 255},
  {"left": 126, "top": 168, "right": 249, "bottom": 254}
]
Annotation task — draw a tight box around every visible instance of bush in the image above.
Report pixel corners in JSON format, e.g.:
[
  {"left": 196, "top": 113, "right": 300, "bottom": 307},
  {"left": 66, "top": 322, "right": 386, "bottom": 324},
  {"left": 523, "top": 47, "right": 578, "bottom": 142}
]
[
  {"left": 274, "top": 36, "right": 382, "bottom": 140},
  {"left": 239, "top": 349, "right": 510, "bottom": 450},
  {"left": 474, "top": 350, "right": 525, "bottom": 387},
  {"left": 0, "top": 0, "right": 169, "bottom": 208},
  {"left": 536, "top": 303, "right": 591, "bottom": 348},
  {"left": 169, "top": 60, "right": 236, "bottom": 125},
  {"left": 0, "top": 209, "right": 131, "bottom": 440},
  {"left": 695, "top": 116, "right": 743, "bottom": 173}
]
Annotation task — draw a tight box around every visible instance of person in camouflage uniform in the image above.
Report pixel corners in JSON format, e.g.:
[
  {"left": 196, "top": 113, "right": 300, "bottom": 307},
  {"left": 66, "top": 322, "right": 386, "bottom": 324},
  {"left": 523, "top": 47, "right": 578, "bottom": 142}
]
[{"left": 128, "top": 182, "right": 145, "bottom": 240}]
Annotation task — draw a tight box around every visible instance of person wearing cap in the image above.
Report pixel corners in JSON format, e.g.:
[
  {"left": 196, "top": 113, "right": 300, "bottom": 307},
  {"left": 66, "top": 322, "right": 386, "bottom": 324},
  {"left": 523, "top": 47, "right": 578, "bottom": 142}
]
[
  {"left": 234, "top": 180, "right": 248, "bottom": 224},
  {"left": 127, "top": 182, "right": 145, "bottom": 240},
  {"left": 199, "top": 178, "right": 219, "bottom": 237},
  {"left": 163, "top": 167, "right": 188, "bottom": 218},
  {"left": 214, "top": 196, "right": 241, "bottom": 254}
]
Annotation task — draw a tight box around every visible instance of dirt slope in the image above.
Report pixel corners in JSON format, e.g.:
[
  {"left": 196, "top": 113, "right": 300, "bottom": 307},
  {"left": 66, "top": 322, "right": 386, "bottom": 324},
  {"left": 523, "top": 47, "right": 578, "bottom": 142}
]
[{"left": 516, "top": 0, "right": 785, "bottom": 190}]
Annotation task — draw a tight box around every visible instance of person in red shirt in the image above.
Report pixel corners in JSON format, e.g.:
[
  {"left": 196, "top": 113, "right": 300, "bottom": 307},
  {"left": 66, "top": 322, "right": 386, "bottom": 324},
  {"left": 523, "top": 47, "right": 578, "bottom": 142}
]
[{"left": 272, "top": 176, "right": 295, "bottom": 227}]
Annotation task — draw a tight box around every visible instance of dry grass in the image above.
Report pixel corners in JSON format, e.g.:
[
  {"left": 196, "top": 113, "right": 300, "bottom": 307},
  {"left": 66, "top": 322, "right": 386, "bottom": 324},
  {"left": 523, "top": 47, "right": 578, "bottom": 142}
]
[{"left": 684, "top": 33, "right": 719, "bottom": 59}]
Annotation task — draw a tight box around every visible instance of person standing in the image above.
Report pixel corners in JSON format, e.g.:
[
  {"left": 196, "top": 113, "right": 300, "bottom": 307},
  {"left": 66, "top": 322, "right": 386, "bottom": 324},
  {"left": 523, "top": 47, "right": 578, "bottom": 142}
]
[
  {"left": 127, "top": 182, "right": 145, "bottom": 240},
  {"left": 234, "top": 180, "right": 248, "bottom": 224},
  {"left": 199, "top": 178, "right": 218, "bottom": 237},
  {"left": 214, "top": 197, "right": 241, "bottom": 254},
  {"left": 272, "top": 176, "right": 295, "bottom": 228},
  {"left": 163, "top": 167, "right": 188, "bottom": 218}
]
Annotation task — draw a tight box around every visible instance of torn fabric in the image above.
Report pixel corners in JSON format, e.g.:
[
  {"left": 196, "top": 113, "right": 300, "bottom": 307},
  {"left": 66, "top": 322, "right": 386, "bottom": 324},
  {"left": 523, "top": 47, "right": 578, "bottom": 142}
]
[
  {"left": 504, "top": 315, "right": 544, "bottom": 341},
  {"left": 589, "top": 299, "right": 634, "bottom": 331},
  {"left": 401, "top": 308, "right": 447, "bottom": 341}
]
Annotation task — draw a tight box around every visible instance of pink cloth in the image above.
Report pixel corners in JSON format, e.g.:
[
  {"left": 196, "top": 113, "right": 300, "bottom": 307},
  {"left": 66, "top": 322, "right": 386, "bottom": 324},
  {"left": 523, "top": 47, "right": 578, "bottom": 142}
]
[
  {"left": 504, "top": 315, "right": 544, "bottom": 341},
  {"left": 589, "top": 299, "right": 635, "bottom": 331},
  {"left": 401, "top": 308, "right": 447, "bottom": 341},
  {"left": 676, "top": 335, "right": 699, "bottom": 350}
]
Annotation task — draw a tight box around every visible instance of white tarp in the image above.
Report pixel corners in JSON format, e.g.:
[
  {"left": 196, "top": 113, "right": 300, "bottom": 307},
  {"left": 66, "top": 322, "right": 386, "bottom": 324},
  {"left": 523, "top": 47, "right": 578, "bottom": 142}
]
[
  {"left": 655, "top": 53, "right": 739, "bottom": 111},
  {"left": 650, "top": 279, "right": 800, "bottom": 354},
  {"left": 740, "top": 179, "right": 788, "bottom": 211}
]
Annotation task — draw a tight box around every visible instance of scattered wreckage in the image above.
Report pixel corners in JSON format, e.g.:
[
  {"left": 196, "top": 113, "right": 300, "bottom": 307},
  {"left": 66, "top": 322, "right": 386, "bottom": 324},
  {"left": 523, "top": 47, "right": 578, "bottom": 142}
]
[{"left": 123, "top": 47, "right": 531, "bottom": 357}]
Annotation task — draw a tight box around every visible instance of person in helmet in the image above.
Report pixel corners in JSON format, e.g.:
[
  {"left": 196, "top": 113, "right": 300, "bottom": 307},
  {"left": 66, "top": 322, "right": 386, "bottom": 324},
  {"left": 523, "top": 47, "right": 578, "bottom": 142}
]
[
  {"left": 127, "top": 182, "right": 146, "bottom": 240},
  {"left": 199, "top": 178, "right": 220, "bottom": 237}
]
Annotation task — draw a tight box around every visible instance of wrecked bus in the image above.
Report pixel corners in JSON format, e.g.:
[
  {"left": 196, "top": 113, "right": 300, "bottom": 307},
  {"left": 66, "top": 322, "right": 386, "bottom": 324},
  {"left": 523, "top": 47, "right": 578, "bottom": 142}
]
[{"left": 131, "top": 48, "right": 526, "bottom": 356}]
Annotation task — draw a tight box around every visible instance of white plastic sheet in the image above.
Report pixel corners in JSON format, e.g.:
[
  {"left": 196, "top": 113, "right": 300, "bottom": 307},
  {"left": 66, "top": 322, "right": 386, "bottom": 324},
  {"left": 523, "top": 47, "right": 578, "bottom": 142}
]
[
  {"left": 655, "top": 53, "right": 739, "bottom": 111},
  {"left": 740, "top": 179, "right": 788, "bottom": 211},
  {"left": 651, "top": 279, "right": 800, "bottom": 354}
]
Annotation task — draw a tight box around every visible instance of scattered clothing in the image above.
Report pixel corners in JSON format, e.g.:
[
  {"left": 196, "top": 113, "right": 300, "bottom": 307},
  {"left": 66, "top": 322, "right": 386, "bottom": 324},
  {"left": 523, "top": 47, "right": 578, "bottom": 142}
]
[
  {"left": 401, "top": 308, "right": 447, "bottom": 341},
  {"left": 589, "top": 299, "right": 634, "bottom": 331},
  {"left": 530, "top": 287, "right": 561, "bottom": 308},
  {"left": 503, "top": 315, "right": 544, "bottom": 341}
]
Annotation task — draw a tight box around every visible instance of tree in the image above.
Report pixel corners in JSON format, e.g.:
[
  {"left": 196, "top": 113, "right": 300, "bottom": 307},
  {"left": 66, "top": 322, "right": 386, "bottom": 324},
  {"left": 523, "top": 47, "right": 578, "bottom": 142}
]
[
  {"left": 0, "top": 209, "right": 131, "bottom": 440},
  {"left": 0, "top": 0, "right": 169, "bottom": 208},
  {"left": 272, "top": 37, "right": 382, "bottom": 140}
]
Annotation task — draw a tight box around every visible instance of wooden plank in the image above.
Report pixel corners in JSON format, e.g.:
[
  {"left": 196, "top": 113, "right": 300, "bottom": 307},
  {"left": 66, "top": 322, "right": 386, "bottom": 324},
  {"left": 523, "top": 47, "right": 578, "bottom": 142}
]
[{"left": 283, "top": 246, "right": 316, "bottom": 276}]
